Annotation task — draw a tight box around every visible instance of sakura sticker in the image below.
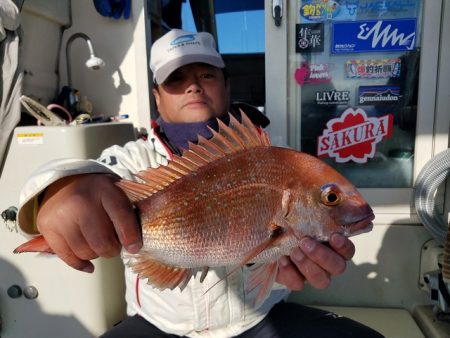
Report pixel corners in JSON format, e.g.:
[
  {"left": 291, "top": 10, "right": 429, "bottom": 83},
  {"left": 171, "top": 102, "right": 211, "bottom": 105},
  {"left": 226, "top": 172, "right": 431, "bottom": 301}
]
[
  {"left": 294, "top": 62, "right": 333, "bottom": 86},
  {"left": 317, "top": 107, "right": 393, "bottom": 163}
]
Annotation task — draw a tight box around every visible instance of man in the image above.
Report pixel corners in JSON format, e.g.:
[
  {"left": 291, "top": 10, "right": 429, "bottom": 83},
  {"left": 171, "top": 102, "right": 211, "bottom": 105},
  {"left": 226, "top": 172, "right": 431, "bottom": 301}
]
[{"left": 18, "top": 29, "right": 383, "bottom": 337}]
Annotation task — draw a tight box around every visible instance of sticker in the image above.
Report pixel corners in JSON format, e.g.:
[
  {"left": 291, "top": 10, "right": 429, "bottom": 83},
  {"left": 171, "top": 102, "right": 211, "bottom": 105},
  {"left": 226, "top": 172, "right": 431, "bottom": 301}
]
[
  {"left": 16, "top": 132, "right": 44, "bottom": 145},
  {"left": 331, "top": 19, "right": 417, "bottom": 53},
  {"left": 294, "top": 62, "right": 333, "bottom": 86},
  {"left": 358, "top": 85, "right": 400, "bottom": 105},
  {"left": 355, "top": 0, "right": 420, "bottom": 19},
  {"left": 295, "top": 23, "right": 324, "bottom": 53},
  {"left": 300, "top": 1, "right": 340, "bottom": 22},
  {"left": 339, "top": 1, "right": 359, "bottom": 20},
  {"left": 317, "top": 107, "right": 393, "bottom": 163},
  {"left": 345, "top": 58, "right": 401, "bottom": 78},
  {"left": 316, "top": 90, "right": 350, "bottom": 105}
]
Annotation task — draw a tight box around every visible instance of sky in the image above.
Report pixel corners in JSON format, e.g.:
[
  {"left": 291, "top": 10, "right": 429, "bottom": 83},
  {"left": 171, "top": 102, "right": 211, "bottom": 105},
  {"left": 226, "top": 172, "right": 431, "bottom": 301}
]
[{"left": 181, "top": 1, "right": 265, "bottom": 54}]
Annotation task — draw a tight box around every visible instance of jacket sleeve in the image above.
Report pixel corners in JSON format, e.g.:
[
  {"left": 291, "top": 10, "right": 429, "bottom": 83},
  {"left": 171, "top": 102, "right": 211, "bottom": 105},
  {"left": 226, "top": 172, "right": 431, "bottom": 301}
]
[{"left": 17, "top": 136, "right": 170, "bottom": 235}]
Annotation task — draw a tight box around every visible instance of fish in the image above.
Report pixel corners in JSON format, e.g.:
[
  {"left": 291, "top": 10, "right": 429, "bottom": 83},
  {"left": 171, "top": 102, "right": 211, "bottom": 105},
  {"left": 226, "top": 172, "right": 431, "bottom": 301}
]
[{"left": 14, "top": 111, "right": 374, "bottom": 306}]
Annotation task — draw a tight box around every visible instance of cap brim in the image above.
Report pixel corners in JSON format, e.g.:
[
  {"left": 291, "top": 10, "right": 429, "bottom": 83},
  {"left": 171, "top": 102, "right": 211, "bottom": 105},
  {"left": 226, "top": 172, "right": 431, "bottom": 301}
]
[{"left": 154, "top": 54, "right": 225, "bottom": 84}]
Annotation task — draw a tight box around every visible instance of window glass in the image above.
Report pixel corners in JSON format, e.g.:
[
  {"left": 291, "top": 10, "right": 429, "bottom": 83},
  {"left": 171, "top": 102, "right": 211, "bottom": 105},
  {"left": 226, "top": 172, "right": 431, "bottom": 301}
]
[
  {"left": 288, "top": 0, "right": 423, "bottom": 188},
  {"left": 182, "top": 1, "right": 265, "bottom": 54}
]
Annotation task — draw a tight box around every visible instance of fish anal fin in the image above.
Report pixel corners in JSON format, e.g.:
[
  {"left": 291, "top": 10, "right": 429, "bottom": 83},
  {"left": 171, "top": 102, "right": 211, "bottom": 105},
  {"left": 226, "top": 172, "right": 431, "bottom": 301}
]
[
  {"left": 200, "top": 266, "right": 210, "bottom": 283},
  {"left": 125, "top": 253, "right": 193, "bottom": 291},
  {"left": 246, "top": 261, "right": 278, "bottom": 308}
]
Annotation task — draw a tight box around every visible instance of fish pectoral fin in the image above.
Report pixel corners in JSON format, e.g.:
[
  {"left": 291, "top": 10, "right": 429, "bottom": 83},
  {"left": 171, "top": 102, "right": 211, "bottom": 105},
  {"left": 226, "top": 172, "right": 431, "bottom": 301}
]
[
  {"left": 246, "top": 261, "right": 278, "bottom": 308},
  {"left": 239, "top": 223, "right": 284, "bottom": 266},
  {"left": 124, "top": 253, "right": 193, "bottom": 291}
]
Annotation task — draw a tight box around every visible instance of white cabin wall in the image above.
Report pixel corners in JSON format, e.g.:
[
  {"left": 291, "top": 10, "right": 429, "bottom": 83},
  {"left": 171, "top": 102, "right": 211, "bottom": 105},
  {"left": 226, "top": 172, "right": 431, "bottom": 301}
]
[
  {"left": 20, "top": 0, "right": 152, "bottom": 132},
  {"left": 21, "top": 0, "right": 70, "bottom": 105},
  {"left": 63, "top": 0, "right": 151, "bottom": 131}
]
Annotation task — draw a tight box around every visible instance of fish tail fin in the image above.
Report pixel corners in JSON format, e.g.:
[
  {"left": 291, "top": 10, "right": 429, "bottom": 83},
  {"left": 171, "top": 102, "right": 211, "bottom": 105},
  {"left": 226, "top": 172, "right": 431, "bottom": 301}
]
[
  {"left": 246, "top": 261, "right": 278, "bottom": 308},
  {"left": 124, "top": 252, "right": 193, "bottom": 291},
  {"left": 13, "top": 235, "right": 54, "bottom": 254}
]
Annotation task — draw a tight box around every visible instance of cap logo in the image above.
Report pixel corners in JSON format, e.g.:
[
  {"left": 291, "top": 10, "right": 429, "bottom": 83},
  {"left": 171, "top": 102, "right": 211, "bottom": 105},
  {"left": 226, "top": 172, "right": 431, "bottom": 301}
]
[{"left": 171, "top": 34, "right": 196, "bottom": 45}]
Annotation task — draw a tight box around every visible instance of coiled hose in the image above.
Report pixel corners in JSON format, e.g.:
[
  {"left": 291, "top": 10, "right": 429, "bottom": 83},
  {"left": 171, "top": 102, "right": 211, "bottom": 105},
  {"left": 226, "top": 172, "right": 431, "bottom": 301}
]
[{"left": 414, "top": 148, "right": 450, "bottom": 281}]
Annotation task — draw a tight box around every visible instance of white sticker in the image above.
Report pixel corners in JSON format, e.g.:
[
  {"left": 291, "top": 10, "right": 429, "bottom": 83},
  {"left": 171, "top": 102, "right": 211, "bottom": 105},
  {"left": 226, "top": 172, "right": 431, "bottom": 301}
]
[{"left": 17, "top": 133, "right": 44, "bottom": 145}]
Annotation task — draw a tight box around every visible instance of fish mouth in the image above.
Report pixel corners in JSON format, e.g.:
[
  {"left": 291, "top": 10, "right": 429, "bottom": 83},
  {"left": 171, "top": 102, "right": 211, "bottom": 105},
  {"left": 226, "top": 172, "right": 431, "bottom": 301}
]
[{"left": 343, "top": 212, "right": 375, "bottom": 237}]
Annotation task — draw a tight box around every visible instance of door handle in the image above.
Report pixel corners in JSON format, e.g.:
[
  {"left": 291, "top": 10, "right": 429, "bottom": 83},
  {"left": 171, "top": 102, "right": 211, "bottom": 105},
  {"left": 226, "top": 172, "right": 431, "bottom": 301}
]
[{"left": 272, "top": 0, "right": 283, "bottom": 27}]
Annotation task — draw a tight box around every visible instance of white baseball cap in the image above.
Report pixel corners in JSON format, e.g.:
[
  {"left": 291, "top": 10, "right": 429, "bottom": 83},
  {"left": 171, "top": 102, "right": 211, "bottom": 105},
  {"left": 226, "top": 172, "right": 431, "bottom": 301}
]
[{"left": 150, "top": 29, "right": 225, "bottom": 85}]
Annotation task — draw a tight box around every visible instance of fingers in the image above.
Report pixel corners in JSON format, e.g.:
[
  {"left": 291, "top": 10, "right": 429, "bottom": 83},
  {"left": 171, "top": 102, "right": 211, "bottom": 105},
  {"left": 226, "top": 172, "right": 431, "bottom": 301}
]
[
  {"left": 329, "top": 233, "right": 355, "bottom": 261},
  {"left": 290, "top": 245, "right": 331, "bottom": 289},
  {"left": 101, "top": 183, "right": 142, "bottom": 254},
  {"left": 299, "top": 237, "right": 346, "bottom": 277},
  {"left": 276, "top": 255, "right": 306, "bottom": 290},
  {"left": 277, "top": 236, "right": 355, "bottom": 290},
  {"left": 41, "top": 229, "right": 95, "bottom": 272},
  {"left": 36, "top": 174, "right": 141, "bottom": 272}
]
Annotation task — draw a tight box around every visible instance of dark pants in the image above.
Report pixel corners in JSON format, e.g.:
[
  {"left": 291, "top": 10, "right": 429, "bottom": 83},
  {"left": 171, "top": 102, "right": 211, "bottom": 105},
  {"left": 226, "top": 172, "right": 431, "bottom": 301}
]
[{"left": 100, "top": 302, "right": 385, "bottom": 338}]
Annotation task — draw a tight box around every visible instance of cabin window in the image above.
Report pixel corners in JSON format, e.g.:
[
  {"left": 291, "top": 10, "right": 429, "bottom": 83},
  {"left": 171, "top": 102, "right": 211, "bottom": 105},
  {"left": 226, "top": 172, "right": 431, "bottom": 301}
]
[
  {"left": 263, "top": 0, "right": 445, "bottom": 222},
  {"left": 285, "top": 1, "right": 423, "bottom": 189},
  {"left": 182, "top": 0, "right": 266, "bottom": 108}
]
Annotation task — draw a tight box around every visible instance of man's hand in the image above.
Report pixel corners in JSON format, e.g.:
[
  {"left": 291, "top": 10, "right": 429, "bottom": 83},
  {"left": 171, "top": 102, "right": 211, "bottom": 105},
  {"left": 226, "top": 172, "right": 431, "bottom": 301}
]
[
  {"left": 275, "top": 234, "right": 355, "bottom": 290},
  {"left": 36, "top": 174, "right": 142, "bottom": 272}
]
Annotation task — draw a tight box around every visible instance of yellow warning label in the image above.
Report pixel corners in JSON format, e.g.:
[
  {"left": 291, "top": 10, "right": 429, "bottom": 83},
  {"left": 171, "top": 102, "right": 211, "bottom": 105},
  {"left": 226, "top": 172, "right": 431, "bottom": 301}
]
[
  {"left": 17, "top": 133, "right": 44, "bottom": 145},
  {"left": 17, "top": 133, "right": 44, "bottom": 138}
]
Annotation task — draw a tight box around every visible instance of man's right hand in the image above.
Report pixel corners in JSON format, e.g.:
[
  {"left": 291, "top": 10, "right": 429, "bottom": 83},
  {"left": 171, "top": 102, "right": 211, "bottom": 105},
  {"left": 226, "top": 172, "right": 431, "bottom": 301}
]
[{"left": 36, "top": 174, "right": 142, "bottom": 272}]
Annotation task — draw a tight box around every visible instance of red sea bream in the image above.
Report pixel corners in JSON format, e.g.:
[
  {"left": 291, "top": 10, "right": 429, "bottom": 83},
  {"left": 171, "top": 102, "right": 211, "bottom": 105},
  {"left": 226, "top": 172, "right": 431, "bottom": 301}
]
[{"left": 15, "top": 112, "right": 374, "bottom": 305}]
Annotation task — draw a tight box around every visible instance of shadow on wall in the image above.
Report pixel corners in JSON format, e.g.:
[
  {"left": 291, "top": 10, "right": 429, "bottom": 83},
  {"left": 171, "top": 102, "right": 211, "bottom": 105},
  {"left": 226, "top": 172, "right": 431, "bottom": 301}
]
[{"left": 0, "top": 258, "right": 95, "bottom": 338}]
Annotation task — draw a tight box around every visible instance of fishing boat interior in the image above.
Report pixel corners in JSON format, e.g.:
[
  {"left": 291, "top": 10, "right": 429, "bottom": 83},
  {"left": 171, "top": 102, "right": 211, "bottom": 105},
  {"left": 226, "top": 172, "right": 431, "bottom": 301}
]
[{"left": 0, "top": 1, "right": 449, "bottom": 337}]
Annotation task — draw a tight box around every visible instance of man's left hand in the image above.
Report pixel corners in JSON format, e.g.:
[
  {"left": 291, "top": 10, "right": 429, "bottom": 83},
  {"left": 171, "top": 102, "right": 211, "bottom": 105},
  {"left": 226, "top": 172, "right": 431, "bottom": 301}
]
[{"left": 275, "top": 233, "right": 355, "bottom": 290}]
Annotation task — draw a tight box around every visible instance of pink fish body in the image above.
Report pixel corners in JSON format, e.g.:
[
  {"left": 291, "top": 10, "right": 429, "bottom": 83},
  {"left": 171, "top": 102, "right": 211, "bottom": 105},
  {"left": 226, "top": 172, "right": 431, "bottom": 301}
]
[{"left": 15, "top": 112, "right": 374, "bottom": 305}]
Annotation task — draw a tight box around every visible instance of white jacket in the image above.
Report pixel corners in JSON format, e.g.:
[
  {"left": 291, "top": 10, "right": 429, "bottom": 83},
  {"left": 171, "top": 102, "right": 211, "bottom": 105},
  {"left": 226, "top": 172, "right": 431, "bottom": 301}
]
[{"left": 17, "top": 127, "right": 290, "bottom": 338}]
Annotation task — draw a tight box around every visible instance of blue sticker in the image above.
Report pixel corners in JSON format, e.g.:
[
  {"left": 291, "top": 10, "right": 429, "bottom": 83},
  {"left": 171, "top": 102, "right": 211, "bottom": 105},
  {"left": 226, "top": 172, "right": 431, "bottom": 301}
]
[
  {"left": 358, "top": 85, "right": 401, "bottom": 105},
  {"left": 331, "top": 18, "right": 416, "bottom": 53},
  {"left": 356, "top": 0, "right": 420, "bottom": 19}
]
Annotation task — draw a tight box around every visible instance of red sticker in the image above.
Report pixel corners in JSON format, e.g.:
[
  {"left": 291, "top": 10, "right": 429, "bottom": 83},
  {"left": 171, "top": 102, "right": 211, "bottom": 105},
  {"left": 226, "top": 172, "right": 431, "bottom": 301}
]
[{"left": 317, "top": 107, "right": 393, "bottom": 163}]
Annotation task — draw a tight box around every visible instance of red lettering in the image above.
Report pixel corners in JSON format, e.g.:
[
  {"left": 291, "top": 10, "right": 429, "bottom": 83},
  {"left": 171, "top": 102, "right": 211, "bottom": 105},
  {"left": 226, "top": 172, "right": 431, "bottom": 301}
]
[
  {"left": 365, "top": 123, "right": 375, "bottom": 139},
  {"left": 341, "top": 129, "right": 352, "bottom": 146},
  {"left": 318, "top": 136, "right": 329, "bottom": 152},
  {"left": 353, "top": 125, "right": 364, "bottom": 143},
  {"left": 331, "top": 133, "right": 340, "bottom": 149},
  {"left": 375, "top": 119, "right": 386, "bottom": 136}
]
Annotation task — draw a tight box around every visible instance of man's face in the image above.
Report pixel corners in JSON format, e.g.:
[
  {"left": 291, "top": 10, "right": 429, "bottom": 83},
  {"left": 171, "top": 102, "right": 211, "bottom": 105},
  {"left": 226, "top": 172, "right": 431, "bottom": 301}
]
[{"left": 153, "top": 63, "right": 230, "bottom": 123}]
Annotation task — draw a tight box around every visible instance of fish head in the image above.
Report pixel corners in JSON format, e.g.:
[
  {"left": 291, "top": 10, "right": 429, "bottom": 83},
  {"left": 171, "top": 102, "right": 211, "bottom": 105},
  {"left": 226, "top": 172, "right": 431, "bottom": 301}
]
[{"left": 286, "top": 152, "right": 374, "bottom": 241}]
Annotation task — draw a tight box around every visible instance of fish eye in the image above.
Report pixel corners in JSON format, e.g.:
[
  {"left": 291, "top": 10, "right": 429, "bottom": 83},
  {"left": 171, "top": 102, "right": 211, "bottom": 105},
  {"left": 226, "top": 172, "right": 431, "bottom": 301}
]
[{"left": 320, "top": 184, "right": 341, "bottom": 206}]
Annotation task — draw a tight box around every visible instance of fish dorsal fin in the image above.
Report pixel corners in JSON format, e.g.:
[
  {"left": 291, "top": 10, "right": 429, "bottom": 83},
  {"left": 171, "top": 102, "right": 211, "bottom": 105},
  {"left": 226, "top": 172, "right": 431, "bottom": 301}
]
[{"left": 116, "top": 110, "right": 271, "bottom": 203}]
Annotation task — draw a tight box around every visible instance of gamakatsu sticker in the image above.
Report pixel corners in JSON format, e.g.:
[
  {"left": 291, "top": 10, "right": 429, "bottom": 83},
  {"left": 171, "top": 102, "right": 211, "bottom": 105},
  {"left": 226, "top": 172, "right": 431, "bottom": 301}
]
[{"left": 317, "top": 107, "right": 393, "bottom": 163}]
